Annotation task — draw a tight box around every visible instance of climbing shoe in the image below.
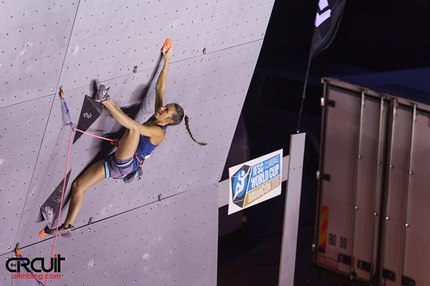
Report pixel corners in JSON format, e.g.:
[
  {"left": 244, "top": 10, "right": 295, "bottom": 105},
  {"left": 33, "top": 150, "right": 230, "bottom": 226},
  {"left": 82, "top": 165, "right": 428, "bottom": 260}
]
[
  {"left": 94, "top": 84, "right": 110, "bottom": 102},
  {"left": 39, "top": 223, "right": 74, "bottom": 238}
]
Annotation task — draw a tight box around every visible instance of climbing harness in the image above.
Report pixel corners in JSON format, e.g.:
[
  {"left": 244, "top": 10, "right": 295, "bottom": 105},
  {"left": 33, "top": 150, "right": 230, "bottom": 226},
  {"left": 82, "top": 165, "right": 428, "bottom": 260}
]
[{"left": 123, "top": 152, "right": 145, "bottom": 183}]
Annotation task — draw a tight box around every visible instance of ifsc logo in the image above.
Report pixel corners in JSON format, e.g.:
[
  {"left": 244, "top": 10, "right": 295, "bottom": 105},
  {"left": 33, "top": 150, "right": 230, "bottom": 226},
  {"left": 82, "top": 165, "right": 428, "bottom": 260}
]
[{"left": 231, "top": 165, "right": 251, "bottom": 208}]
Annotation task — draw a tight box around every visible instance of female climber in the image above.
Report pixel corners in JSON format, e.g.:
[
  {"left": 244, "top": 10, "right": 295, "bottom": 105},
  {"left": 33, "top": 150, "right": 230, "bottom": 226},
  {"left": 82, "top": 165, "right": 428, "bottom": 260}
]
[{"left": 43, "top": 41, "right": 205, "bottom": 236}]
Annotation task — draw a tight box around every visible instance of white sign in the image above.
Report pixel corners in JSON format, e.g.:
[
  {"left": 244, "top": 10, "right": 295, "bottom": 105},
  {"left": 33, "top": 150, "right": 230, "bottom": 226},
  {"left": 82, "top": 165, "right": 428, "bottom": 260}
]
[{"left": 228, "top": 149, "right": 283, "bottom": 215}]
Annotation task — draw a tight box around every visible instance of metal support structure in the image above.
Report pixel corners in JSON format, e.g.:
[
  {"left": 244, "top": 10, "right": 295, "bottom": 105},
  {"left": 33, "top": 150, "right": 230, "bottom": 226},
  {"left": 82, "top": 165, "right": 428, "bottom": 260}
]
[
  {"left": 350, "top": 91, "right": 366, "bottom": 276},
  {"left": 379, "top": 98, "right": 398, "bottom": 283},
  {"left": 278, "top": 133, "right": 306, "bottom": 286},
  {"left": 370, "top": 96, "right": 387, "bottom": 276},
  {"left": 401, "top": 104, "right": 417, "bottom": 277},
  {"left": 313, "top": 81, "right": 329, "bottom": 256}
]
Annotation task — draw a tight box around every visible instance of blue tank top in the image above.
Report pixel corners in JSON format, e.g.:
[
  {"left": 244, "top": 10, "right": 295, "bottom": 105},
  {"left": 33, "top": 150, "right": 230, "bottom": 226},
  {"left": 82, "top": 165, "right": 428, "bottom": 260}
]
[{"left": 133, "top": 117, "right": 167, "bottom": 169}]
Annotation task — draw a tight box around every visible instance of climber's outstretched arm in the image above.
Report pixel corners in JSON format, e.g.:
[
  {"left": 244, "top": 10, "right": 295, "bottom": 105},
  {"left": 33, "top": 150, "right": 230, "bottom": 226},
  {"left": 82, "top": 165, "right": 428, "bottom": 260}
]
[{"left": 155, "top": 49, "right": 171, "bottom": 112}]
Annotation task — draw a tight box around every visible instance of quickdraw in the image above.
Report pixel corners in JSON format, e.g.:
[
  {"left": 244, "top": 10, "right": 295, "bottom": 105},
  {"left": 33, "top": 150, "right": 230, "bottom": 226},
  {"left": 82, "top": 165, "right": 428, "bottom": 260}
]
[{"left": 13, "top": 243, "right": 45, "bottom": 286}]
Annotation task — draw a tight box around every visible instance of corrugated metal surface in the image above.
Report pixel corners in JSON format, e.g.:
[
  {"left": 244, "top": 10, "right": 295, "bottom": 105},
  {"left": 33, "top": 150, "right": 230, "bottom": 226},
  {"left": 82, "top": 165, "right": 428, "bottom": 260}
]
[
  {"left": 315, "top": 78, "right": 430, "bottom": 285},
  {"left": 316, "top": 86, "right": 386, "bottom": 283}
]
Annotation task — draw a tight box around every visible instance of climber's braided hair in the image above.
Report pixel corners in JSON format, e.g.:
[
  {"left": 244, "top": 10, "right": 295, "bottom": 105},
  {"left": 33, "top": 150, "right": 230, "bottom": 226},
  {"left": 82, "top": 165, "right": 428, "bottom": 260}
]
[{"left": 169, "top": 103, "right": 207, "bottom": 146}]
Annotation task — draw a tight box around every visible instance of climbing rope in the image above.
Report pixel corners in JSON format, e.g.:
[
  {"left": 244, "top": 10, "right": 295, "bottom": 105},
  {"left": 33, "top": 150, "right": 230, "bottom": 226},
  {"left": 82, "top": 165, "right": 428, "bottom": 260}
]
[
  {"left": 40, "top": 89, "right": 118, "bottom": 286},
  {"left": 42, "top": 127, "right": 116, "bottom": 286},
  {"left": 40, "top": 39, "right": 169, "bottom": 281}
]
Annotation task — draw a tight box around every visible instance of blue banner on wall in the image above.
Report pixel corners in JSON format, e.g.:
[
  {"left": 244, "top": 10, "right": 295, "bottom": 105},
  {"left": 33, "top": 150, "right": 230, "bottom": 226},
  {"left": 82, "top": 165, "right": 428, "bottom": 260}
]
[{"left": 228, "top": 149, "right": 283, "bottom": 214}]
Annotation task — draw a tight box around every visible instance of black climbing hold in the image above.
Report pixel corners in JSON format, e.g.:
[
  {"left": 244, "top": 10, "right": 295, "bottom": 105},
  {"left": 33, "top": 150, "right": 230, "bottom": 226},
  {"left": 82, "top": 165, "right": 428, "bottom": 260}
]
[{"left": 40, "top": 170, "right": 72, "bottom": 229}]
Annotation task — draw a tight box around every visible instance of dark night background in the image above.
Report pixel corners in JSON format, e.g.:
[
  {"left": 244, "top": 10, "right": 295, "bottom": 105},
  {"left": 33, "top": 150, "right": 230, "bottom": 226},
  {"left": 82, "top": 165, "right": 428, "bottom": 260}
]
[{"left": 217, "top": 1, "right": 430, "bottom": 285}]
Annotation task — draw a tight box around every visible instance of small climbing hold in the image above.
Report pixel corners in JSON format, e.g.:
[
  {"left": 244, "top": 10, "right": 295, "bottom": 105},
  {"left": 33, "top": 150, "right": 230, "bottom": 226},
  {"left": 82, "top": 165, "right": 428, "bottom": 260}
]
[{"left": 38, "top": 230, "right": 47, "bottom": 239}]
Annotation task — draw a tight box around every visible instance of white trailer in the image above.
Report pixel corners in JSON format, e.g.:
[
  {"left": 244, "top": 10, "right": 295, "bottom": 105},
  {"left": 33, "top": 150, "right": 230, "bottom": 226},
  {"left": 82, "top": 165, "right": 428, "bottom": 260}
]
[{"left": 314, "top": 72, "right": 430, "bottom": 286}]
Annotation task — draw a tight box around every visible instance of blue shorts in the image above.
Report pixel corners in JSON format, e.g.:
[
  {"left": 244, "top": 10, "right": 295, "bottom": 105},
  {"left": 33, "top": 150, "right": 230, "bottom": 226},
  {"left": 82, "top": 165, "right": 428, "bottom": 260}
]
[{"left": 101, "top": 154, "right": 135, "bottom": 179}]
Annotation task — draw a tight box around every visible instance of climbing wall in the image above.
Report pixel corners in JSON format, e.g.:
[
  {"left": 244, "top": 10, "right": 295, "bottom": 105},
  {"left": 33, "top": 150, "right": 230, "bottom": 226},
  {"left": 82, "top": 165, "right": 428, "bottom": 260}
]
[{"left": 0, "top": 0, "right": 274, "bottom": 285}]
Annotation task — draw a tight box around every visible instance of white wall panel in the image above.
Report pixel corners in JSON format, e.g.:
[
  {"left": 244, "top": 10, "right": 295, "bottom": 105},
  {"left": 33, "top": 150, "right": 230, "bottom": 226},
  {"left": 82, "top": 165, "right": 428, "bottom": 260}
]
[
  {"left": 0, "top": 0, "right": 275, "bottom": 284},
  {"left": 0, "top": 1, "right": 78, "bottom": 107},
  {"left": 1, "top": 185, "right": 218, "bottom": 286},
  {"left": 0, "top": 97, "right": 52, "bottom": 254},
  {"left": 59, "top": 0, "right": 272, "bottom": 91}
]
